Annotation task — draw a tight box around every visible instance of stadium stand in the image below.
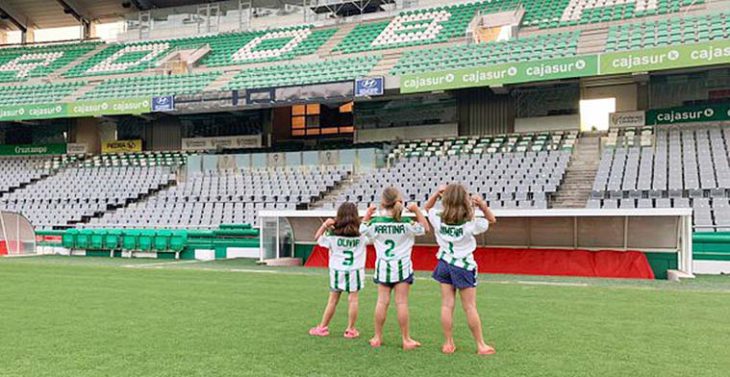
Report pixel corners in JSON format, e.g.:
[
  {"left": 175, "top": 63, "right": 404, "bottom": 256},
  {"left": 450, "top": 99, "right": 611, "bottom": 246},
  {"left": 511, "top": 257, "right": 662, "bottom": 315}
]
[
  {"left": 0, "top": 82, "right": 86, "bottom": 106},
  {"left": 89, "top": 165, "right": 350, "bottom": 228},
  {"left": 390, "top": 30, "right": 580, "bottom": 75},
  {"left": 224, "top": 55, "right": 380, "bottom": 90},
  {"left": 79, "top": 72, "right": 220, "bottom": 100},
  {"left": 0, "top": 156, "right": 74, "bottom": 194},
  {"left": 0, "top": 153, "right": 182, "bottom": 229},
  {"left": 0, "top": 42, "right": 100, "bottom": 82},
  {"left": 589, "top": 124, "right": 730, "bottom": 231},
  {"left": 325, "top": 132, "right": 576, "bottom": 210},
  {"left": 333, "top": 2, "right": 486, "bottom": 54},
  {"left": 522, "top": 0, "right": 701, "bottom": 29},
  {"left": 605, "top": 12, "right": 729, "bottom": 51},
  {"left": 62, "top": 25, "right": 335, "bottom": 78}
]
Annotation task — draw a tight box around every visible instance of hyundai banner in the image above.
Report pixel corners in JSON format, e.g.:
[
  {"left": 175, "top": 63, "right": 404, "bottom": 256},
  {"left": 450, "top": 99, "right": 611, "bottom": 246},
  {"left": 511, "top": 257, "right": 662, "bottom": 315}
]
[
  {"left": 355, "top": 77, "right": 384, "bottom": 97},
  {"left": 152, "top": 96, "right": 175, "bottom": 112}
]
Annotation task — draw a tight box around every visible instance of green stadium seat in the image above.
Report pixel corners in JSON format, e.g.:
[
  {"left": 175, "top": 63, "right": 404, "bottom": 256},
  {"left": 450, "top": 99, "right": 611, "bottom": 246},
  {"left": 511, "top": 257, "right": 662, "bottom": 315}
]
[
  {"left": 77, "top": 229, "right": 93, "bottom": 249},
  {"left": 138, "top": 230, "right": 154, "bottom": 251},
  {"left": 80, "top": 72, "right": 220, "bottom": 100},
  {"left": 90, "top": 229, "right": 106, "bottom": 249},
  {"left": 153, "top": 230, "right": 172, "bottom": 251},
  {"left": 104, "top": 229, "right": 122, "bottom": 250},
  {"left": 122, "top": 230, "right": 140, "bottom": 251},
  {"left": 62, "top": 229, "right": 78, "bottom": 249}
]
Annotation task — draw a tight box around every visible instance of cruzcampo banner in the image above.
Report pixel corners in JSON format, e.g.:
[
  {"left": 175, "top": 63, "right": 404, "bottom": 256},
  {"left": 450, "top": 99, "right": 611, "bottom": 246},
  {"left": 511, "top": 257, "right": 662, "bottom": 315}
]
[
  {"left": 101, "top": 139, "right": 143, "bottom": 154},
  {"left": 0, "top": 143, "right": 67, "bottom": 156},
  {"left": 599, "top": 39, "right": 730, "bottom": 76},
  {"left": 400, "top": 55, "right": 599, "bottom": 93},
  {"left": 646, "top": 103, "right": 730, "bottom": 125},
  {"left": 67, "top": 97, "right": 151, "bottom": 118}
]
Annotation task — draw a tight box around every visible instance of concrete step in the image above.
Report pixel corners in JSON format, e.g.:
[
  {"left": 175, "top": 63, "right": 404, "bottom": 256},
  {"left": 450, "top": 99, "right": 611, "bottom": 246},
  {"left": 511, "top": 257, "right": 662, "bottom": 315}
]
[{"left": 317, "top": 24, "right": 356, "bottom": 57}]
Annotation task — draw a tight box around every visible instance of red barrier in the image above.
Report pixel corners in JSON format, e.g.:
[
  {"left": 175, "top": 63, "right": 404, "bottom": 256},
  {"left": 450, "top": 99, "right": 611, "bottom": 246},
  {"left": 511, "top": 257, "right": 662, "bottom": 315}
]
[
  {"left": 305, "top": 245, "right": 655, "bottom": 279},
  {"left": 0, "top": 241, "right": 6, "bottom": 256}
]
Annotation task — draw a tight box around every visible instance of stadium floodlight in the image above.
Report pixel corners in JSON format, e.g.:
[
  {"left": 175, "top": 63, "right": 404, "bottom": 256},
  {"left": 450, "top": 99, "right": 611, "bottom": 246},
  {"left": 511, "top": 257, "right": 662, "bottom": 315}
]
[{"left": 0, "top": 211, "right": 36, "bottom": 257}]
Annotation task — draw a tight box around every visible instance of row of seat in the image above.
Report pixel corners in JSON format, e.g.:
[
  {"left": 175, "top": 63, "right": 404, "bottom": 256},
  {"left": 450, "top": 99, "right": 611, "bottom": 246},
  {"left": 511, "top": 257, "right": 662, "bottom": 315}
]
[
  {"left": 62, "top": 228, "right": 188, "bottom": 253},
  {"left": 0, "top": 81, "right": 85, "bottom": 106},
  {"left": 81, "top": 72, "right": 220, "bottom": 100},
  {"left": 224, "top": 55, "right": 380, "bottom": 90},
  {"left": 389, "top": 132, "right": 577, "bottom": 159},
  {"left": 0, "top": 0, "right": 707, "bottom": 90},
  {"left": 0, "top": 42, "right": 100, "bottom": 82},
  {"left": 606, "top": 12, "right": 729, "bottom": 51},
  {"left": 391, "top": 31, "right": 580, "bottom": 76}
]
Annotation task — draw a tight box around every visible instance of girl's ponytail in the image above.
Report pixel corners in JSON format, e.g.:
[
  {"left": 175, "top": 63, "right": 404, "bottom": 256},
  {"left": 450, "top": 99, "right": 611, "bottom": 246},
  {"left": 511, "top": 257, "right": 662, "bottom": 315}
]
[{"left": 382, "top": 187, "right": 403, "bottom": 222}]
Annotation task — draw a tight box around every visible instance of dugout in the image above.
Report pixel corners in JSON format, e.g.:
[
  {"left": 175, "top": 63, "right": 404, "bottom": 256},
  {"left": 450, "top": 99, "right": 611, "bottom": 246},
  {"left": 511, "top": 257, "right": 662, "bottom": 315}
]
[{"left": 259, "top": 208, "right": 694, "bottom": 280}]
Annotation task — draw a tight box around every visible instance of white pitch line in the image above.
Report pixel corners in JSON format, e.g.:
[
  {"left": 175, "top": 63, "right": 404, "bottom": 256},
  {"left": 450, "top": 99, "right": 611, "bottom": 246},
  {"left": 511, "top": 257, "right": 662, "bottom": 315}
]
[
  {"left": 122, "top": 260, "right": 202, "bottom": 268},
  {"left": 2, "top": 253, "right": 47, "bottom": 258}
]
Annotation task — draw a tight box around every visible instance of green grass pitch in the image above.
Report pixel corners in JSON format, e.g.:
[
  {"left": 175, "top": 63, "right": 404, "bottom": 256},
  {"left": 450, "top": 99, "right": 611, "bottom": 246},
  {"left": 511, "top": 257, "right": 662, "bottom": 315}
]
[{"left": 1, "top": 256, "right": 730, "bottom": 377}]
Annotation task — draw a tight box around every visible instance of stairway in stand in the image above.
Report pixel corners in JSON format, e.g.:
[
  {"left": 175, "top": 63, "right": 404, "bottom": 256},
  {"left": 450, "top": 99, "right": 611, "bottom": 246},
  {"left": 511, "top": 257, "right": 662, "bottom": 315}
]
[{"left": 552, "top": 132, "right": 602, "bottom": 208}]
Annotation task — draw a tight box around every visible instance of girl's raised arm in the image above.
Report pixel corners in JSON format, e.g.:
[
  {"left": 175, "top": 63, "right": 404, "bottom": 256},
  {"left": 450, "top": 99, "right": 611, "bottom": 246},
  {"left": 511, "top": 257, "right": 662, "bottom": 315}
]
[
  {"left": 472, "top": 195, "right": 497, "bottom": 224},
  {"left": 424, "top": 185, "right": 447, "bottom": 212},
  {"left": 362, "top": 205, "right": 377, "bottom": 223},
  {"left": 314, "top": 218, "right": 335, "bottom": 239},
  {"left": 407, "top": 203, "right": 430, "bottom": 233}
]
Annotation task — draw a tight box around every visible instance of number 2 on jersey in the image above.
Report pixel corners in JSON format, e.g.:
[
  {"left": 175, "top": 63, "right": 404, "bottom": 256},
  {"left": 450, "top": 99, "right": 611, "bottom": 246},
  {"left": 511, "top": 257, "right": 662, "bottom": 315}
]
[
  {"left": 384, "top": 240, "right": 396, "bottom": 258},
  {"left": 448, "top": 241, "right": 454, "bottom": 254},
  {"left": 343, "top": 250, "right": 354, "bottom": 266}
]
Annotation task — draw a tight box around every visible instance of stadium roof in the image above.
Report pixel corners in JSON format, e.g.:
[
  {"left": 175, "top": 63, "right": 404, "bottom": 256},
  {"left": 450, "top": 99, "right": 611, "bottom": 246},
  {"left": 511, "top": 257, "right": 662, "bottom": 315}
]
[{"left": 0, "top": 0, "right": 301, "bottom": 31}]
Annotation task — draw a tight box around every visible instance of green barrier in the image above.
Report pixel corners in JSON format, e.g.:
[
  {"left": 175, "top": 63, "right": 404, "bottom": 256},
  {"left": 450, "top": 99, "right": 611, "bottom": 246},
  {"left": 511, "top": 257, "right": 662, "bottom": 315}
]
[
  {"left": 219, "top": 224, "right": 253, "bottom": 230},
  {"left": 212, "top": 229, "right": 260, "bottom": 237},
  {"left": 187, "top": 230, "right": 216, "bottom": 238},
  {"left": 692, "top": 232, "right": 730, "bottom": 261},
  {"left": 170, "top": 230, "right": 188, "bottom": 252}
]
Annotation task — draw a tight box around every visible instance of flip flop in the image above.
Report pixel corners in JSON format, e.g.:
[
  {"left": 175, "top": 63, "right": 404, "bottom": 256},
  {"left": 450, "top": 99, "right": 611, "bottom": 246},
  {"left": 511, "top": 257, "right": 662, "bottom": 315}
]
[
  {"left": 308, "top": 326, "right": 329, "bottom": 337},
  {"left": 477, "top": 346, "right": 496, "bottom": 356},
  {"left": 344, "top": 329, "right": 360, "bottom": 339},
  {"left": 369, "top": 338, "right": 382, "bottom": 348}
]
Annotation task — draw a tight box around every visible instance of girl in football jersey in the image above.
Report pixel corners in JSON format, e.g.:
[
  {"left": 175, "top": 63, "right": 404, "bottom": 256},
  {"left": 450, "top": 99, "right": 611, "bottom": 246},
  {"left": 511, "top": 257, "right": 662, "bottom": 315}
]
[
  {"left": 424, "top": 184, "right": 497, "bottom": 355},
  {"left": 361, "top": 187, "right": 430, "bottom": 350},
  {"left": 309, "top": 202, "right": 367, "bottom": 339}
]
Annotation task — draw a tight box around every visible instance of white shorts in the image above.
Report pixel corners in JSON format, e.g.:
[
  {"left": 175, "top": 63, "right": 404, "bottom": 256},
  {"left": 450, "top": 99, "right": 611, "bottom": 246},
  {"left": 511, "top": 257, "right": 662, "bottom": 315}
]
[{"left": 329, "top": 268, "right": 365, "bottom": 292}]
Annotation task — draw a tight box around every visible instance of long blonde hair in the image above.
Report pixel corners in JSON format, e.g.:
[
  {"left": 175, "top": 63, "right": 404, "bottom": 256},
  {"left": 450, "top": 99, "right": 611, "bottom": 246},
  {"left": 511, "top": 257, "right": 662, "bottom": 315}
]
[
  {"left": 440, "top": 184, "right": 473, "bottom": 225},
  {"left": 381, "top": 187, "right": 404, "bottom": 221}
]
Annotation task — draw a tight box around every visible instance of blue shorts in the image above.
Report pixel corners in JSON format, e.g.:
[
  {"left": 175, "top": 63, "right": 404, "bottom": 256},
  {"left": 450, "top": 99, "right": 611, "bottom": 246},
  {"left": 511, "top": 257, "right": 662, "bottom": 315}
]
[
  {"left": 432, "top": 259, "right": 478, "bottom": 289},
  {"left": 373, "top": 273, "right": 414, "bottom": 288}
]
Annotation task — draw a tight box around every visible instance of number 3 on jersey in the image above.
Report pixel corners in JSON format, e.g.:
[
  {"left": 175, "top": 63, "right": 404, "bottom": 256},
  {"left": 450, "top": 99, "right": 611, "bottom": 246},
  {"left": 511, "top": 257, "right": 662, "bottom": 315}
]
[
  {"left": 342, "top": 250, "right": 354, "bottom": 266},
  {"left": 384, "top": 240, "right": 396, "bottom": 258}
]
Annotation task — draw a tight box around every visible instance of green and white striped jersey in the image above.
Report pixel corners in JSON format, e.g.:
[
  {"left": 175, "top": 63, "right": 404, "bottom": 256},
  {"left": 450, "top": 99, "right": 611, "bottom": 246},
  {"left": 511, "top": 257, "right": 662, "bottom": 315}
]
[
  {"left": 427, "top": 209, "right": 489, "bottom": 271},
  {"left": 317, "top": 233, "right": 367, "bottom": 272},
  {"left": 360, "top": 216, "right": 425, "bottom": 283}
]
